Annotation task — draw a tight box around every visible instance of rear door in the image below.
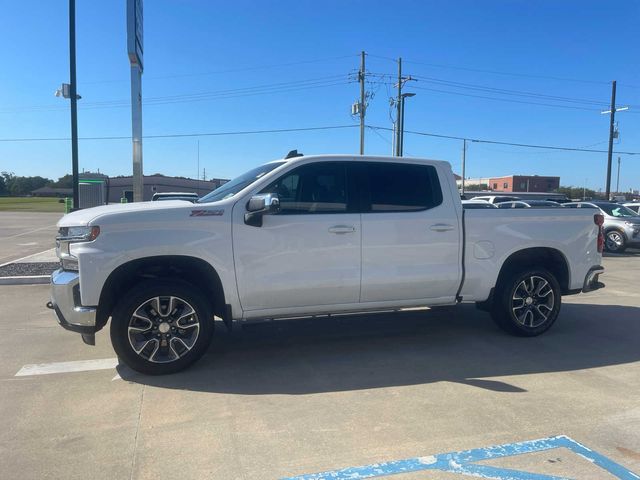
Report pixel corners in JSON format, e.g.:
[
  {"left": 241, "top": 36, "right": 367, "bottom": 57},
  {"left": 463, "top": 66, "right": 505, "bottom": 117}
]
[{"left": 359, "top": 161, "right": 461, "bottom": 303}]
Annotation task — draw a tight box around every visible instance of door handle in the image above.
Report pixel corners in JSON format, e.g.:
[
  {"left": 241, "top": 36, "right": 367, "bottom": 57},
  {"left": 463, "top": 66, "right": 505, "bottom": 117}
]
[
  {"left": 328, "top": 225, "right": 356, "bottom": 234},
  {"left": 429, "top": 223, "right": 455, "bottom": 232}
]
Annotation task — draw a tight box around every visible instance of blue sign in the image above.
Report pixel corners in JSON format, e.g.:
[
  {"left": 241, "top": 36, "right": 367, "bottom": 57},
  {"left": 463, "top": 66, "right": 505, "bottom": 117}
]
[{"left": 284, "top": 435, "right": 639, "bottom": 480}]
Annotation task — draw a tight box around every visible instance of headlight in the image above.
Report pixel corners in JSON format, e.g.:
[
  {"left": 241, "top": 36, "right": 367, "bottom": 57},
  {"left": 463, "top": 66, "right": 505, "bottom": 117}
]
[
  {"left": 56, "top": 226, "right": 100, "bottom": 271},
  {"left": 57, "top": 226, "right": 100, "bottom": 242}
]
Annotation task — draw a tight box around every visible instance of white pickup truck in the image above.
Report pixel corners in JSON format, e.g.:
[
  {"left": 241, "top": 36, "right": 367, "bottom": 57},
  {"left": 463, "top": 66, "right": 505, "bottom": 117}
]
[{"left": 49, "top": 154, "right": 605, "bottom": 374}]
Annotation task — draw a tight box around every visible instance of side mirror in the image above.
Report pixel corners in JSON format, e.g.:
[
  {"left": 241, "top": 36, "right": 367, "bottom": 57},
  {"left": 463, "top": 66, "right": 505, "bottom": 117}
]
[{"left": 244, "top": 193, "right": 280, "bottom": 227}]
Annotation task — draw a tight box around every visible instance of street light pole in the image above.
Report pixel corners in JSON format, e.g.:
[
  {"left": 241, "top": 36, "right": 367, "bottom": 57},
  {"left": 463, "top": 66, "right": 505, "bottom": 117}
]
[
  {"left": 69, "top": 0, "right": 79, "bottom": 210},
  {"left": 399, "top": 95, "right": 405, "bottom": 156},
  {"left": 398, "top": 93, "right": 415, "bottom": 157},
  {"left": 461, "top": 139, "right": 466, "bottom": 196}
]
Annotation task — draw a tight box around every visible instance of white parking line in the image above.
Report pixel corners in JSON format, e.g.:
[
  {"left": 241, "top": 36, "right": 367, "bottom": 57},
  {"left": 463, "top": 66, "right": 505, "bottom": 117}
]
[
  {"left": 0, "top": 224, "right": 57, "bottom": 240},
  {"left": 15, "top": 358, "right": 119, "bottom": 376},
  {"left": 0, "top": 248, "right": 56, "bottom": 268}
]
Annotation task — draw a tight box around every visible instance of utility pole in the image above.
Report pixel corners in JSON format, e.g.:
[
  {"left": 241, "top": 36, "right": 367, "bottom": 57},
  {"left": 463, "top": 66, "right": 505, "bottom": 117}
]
[
  {"left": 605, "top": 80, "right": 617, "bottom": 200},
  {"left": 197, "top": 140, "right": 200, "bottom": 193},
  {"left": 359, "top": 51, "right": 366, "bottom": 155},
  {"left": 616, "top": 156, "right": 621, "bottom": 193},
  {"left": 461, "top": 139, "right": 466, "bottom": 196},
  {"left": 395, "top": 58, "right": 402, "bottom": 156},
  {"left": 69, "top": 0, "right": 79, "bottom": 210}
]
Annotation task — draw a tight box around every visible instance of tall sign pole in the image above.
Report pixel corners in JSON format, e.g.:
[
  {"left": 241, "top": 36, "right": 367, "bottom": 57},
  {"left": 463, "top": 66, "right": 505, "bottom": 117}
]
[
  {"left": 127, "top": 0, "right": 144, "bottom": 202},
  {"left": 69, "top": 0, "right": 79, "bottom": 210}
]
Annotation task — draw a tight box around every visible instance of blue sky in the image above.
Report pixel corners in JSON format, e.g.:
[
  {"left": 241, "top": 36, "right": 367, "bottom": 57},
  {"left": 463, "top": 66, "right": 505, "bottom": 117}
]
[{"left": 1, "top": 0, "right": 639, "bottom": 192}]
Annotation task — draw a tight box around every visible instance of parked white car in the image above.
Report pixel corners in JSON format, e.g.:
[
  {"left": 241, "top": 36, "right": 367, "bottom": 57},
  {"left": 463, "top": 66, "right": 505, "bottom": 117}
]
[
  {"left": 49, "top": 154, "right": 606, "bottom": 374},
  {"left": 469, "top": 195, "right": 521, "bottom": 204},
  {"left": 623, "top": 202, "right": 640, "bottom": 214}
]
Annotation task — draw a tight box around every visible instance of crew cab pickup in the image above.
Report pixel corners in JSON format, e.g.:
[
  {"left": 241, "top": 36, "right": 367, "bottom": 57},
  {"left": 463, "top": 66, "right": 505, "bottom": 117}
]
[{"left": 49, "top": 155, "right": 605, "bottom": 374}]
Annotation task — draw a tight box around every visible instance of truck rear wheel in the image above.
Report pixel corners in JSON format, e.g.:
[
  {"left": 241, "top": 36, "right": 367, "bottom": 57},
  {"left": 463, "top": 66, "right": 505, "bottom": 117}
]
[
  {"left": 490, "top": 268, "right": 561, "bottom": 337},
  {"left": 110, "top": 279, "right": 214, "bottom": 375}
]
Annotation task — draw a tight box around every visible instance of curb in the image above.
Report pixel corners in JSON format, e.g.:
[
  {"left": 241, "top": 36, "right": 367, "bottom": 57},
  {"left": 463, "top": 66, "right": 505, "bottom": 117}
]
[{"left": 0, "top": 276, "right": 50, "bottom": 286}]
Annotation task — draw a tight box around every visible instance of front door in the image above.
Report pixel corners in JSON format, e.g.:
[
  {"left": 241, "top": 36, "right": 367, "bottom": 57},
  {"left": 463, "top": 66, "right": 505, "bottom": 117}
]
[{"left": 232, "top": 161, "right": 361, "bottom": 313}]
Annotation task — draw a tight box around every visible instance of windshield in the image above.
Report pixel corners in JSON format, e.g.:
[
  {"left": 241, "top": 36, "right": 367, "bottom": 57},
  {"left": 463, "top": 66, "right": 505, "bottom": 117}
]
[
  {"left": 197, "top": 161, "right": 286, "bottom": 203},
  {"left": 598, "top": 204, "right": 639, "bottom": 218}
]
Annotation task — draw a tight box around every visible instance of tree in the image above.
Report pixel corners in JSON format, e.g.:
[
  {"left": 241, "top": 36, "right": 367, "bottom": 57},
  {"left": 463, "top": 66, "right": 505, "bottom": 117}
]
[
  {"left": 555, "top": 186, "right": 600, "bottom": 200},
  {"left": 3, "top": 174, "right": 51, "bottom": 196},
  {"left": 49, "top": 174, "right": 73, "bottom": 188},
  {"left": 1, "top": 172, "right": 15, "bottom": 196},
  {"left": 463, "top": 183, "right": 489, "bottom": 191}
]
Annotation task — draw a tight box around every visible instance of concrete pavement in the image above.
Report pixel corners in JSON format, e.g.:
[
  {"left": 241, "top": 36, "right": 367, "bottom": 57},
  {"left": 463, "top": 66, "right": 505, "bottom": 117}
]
[
  {"left": 1, "top": 252, "right": 639, "bottom": 479},
  {"left": 0, "top": 212, "right": 61, "bottom": 265}
]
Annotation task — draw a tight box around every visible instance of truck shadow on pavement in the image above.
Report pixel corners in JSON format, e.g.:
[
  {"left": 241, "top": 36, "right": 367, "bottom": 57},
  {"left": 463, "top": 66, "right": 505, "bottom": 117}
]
[{"left": 118, "top": 303, "right": 640, "bottom": 394}]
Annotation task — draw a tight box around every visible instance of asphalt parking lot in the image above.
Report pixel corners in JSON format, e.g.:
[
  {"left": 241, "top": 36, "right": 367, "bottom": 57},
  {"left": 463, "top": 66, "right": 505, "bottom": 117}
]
[
  {"left": 0, "top": 212, "right": 62, "bottom": 265},
  {"left": 1, "top": 252, "right": 639, "bottom": 479}
]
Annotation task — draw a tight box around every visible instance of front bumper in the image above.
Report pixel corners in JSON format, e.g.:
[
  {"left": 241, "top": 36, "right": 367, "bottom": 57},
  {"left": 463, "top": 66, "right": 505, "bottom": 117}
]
[
  {"left": 582, "top": 266, "right": 605, "bottom": 293},
  {"left": 48, "top": 269, "right": 97, "bottom": 343}
]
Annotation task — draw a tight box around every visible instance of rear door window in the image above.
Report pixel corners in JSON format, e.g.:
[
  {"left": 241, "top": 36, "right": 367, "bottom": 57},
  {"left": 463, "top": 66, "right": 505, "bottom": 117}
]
[{"left": 362, "top": 162, "right": 443, "bottom": 212}]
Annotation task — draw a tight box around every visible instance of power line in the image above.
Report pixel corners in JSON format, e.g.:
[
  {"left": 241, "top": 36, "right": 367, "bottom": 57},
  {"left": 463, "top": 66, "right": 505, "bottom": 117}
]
[
  {"left": 366, "top": 72, "right": 640, "bottom": 110},
  {"left": 82, "top": 54, "right": 359, "bottom": 85},
  {"left": 367, "top": 125, "right": 640, "bottom": 155},
  {"left": 409, "top": 85, "right": 602, "bottom": 111},
  {"left": 411, "top": 76, "right": 613, "bottom": 107},
  {"left": 0, "top": 125, "right": 359, "bottom": 142},
  {"left": 366, "top": 53, "right": 398, "bottom": 63},
  {"left": 0, "top": 75, "right": 354, "bottom": 113},
  {"left": 400, "top": 58, "right": 613, "bottom": 86}
]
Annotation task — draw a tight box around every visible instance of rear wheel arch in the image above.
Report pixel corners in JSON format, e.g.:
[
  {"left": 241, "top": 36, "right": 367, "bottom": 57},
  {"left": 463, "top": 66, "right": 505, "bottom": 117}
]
[
  {"left": 96, "top": 256, "right": 227, "bottom": 331},
  {"left": 495, "top": 247, "right": 570, "bottom": 296}
]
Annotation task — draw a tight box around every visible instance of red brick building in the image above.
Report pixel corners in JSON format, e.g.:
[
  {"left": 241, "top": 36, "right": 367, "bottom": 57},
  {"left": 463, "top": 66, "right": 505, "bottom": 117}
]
[{"left": 489, "top": 175, "right": 560, "bottom": 193}]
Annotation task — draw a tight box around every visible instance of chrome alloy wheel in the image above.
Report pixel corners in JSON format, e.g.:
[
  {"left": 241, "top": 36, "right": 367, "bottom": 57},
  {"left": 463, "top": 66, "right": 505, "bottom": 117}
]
[
  {"left": 511, "top": 275, "right": 555, "bottom": 328},
  {"left": 606, "top": 231, "right": 624, "bottom": 251},
  {"left": 127, "top": 296, "right": 200, "bottom": 363}
]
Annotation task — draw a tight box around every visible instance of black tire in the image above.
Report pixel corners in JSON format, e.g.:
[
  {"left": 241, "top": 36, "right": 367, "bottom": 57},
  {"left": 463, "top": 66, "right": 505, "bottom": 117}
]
[
  {"left": 605, "top": 230, "right": 626, "bottom": 253},
  {"left": 491, "top": 268, "right": 561, "bottom": 337},
  {"left": 110, "top": 279, "right": 214, "bottom": 375}
]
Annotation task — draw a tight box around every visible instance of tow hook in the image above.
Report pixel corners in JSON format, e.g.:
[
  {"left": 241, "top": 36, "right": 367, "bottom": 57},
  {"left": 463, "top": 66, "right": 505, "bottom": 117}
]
[{"left": 46, "top": 301, "right": 54, "bottom": 310}]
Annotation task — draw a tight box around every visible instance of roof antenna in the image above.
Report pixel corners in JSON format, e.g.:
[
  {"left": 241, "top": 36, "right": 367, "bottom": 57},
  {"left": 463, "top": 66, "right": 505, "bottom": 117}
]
[{"left": 285, "top": 149, "right": 303, "bottom": 159}]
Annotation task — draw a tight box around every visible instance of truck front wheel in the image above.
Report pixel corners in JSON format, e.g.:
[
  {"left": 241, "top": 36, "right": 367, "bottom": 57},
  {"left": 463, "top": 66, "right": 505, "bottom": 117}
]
[
  {"left": 491, "top": 268, "right": 561, "bottom": 337},
  {"left": 110, "top": 279, "right": 214, "bottom": 375}
]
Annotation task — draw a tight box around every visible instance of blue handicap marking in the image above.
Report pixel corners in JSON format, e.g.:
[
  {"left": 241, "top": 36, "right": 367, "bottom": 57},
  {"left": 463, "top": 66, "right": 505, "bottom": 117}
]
[{"left": 284, "top": 435, "right": 640, "bottom": 480}]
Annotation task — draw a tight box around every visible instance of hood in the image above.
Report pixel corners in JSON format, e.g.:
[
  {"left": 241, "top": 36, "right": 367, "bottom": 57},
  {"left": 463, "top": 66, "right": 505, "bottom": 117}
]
[{"left": 58, "top": 200, "right": 194, "bottom": 227}]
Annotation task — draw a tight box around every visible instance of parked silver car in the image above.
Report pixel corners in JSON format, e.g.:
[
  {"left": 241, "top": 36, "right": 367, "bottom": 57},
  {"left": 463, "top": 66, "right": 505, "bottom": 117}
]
[{"left": 563, "top": 201, "right": 640, "bottom": 252}]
